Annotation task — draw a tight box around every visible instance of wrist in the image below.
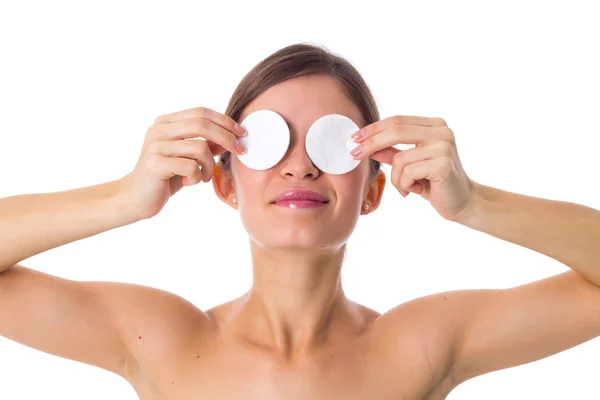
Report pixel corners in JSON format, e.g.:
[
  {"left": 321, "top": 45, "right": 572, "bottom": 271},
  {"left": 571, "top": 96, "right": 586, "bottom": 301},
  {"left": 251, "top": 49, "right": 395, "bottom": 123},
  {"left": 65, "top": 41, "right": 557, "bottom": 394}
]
[
  {"left": 112, "top": 175, "right": 148, "bottom": 224},
  {"left": 451, "top": 180, "right": 485, "bottom": 227}
]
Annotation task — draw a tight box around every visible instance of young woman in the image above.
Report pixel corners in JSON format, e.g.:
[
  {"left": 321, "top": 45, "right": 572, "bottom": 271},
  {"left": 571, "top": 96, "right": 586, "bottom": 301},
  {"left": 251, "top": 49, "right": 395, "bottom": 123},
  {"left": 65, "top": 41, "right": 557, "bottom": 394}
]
[{"left": 1, "top": 43, "right": 599, "bottom": 399}]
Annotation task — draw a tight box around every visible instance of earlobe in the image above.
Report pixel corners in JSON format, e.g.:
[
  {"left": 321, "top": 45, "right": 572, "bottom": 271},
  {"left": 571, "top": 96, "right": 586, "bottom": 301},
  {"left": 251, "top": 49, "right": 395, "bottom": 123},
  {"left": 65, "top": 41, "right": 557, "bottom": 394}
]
[{"left": 363, "top": 170, "right": 386, "bottom": 213}]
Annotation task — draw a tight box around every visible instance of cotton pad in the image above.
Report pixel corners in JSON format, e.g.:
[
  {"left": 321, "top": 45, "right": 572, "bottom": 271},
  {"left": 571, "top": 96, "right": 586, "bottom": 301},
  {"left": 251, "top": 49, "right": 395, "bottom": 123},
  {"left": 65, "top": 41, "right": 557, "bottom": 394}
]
[
  {"left": 305, "top": 114, "right": 361, "bottom": 175},
  {"left": 237, "top": 109, "right": 290, "bottom": 170}
]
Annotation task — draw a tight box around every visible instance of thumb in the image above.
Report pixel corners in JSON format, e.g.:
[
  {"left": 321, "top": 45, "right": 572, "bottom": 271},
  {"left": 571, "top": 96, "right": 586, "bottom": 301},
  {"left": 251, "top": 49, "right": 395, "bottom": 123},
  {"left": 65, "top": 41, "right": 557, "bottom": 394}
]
[
  {"left": 369, "top": 147, "right": 401, "bottom": 166},
  {"left": 207, "top": 140, "right": 227, "bottom": 156}
]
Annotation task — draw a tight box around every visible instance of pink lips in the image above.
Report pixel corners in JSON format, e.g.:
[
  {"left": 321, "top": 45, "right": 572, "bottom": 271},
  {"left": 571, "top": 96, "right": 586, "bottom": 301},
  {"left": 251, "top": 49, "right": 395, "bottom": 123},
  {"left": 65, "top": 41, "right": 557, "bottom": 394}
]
[{"left": 272, "top": 190, "right": 329, "bottom": 208}]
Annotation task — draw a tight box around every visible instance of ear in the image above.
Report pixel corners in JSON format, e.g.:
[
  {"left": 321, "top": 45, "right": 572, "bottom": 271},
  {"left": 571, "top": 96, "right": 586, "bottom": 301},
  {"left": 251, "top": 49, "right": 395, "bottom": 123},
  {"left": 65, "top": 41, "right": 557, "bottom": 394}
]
[
  {"left": 362, "top": 170, "right": 386, "bottom": 214},
  {"left": 212, "top": 164, "right": 237, "bottom": 209}
]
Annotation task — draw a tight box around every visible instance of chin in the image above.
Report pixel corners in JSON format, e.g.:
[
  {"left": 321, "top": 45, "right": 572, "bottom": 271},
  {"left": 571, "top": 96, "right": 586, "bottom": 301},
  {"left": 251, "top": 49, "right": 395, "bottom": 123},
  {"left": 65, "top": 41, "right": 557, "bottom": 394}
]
[
  {"left": 242, "top": 212, "right": 356, "bottom": 249},
  {"left": 252, "top": 230, "right": 347, "bottom": 251}
]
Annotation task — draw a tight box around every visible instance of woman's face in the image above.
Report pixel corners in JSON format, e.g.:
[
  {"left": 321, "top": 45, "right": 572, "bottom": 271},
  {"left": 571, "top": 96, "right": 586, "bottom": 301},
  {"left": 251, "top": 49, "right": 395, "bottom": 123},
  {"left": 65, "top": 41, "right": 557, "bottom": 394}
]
[{"left": 223, "top": 73, "right": 384, "bottom": 251}]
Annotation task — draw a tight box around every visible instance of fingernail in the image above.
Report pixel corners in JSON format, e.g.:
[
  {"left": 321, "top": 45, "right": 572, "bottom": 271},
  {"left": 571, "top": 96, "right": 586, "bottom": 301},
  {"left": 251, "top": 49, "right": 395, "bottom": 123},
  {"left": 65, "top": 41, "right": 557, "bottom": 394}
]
[
  {"left": 350, "top": 144, "right": 363, "bottom": 158},
  {"left": 235, "top": 139, "right": 247, "bottom": 154},
  {"left": 235, "top": 123, "right": 247, "bottom": 136},
  {"left": 351, "top": 129, "right": 364, "bottom": 141}
]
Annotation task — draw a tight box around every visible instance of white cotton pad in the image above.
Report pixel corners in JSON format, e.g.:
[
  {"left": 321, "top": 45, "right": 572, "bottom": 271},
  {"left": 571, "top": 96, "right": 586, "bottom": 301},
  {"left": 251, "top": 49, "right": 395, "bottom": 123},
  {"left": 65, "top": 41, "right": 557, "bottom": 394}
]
[
  {"left": 305, "top": 114, "right": 361, "bottom": 175},
  {"left": 237, "top": 109, "right": 290, "bottom": 170}
]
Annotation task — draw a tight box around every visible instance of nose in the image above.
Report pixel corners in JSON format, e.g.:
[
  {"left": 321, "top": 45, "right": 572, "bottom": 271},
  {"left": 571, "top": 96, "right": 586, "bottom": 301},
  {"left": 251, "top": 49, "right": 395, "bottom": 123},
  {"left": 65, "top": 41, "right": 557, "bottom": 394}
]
[{"left": 279, "top": 136, "right": 320, "bottom": 180}]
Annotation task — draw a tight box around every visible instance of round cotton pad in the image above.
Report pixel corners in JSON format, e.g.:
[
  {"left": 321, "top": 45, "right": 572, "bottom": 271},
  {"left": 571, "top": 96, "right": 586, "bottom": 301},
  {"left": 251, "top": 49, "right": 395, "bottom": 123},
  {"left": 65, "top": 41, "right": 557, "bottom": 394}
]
[
  {"left": 237, "top": 109, "right": 290, "bottom": 170},
  {"left": 305, "top": 114, "right": 361, "bottom": 175}
]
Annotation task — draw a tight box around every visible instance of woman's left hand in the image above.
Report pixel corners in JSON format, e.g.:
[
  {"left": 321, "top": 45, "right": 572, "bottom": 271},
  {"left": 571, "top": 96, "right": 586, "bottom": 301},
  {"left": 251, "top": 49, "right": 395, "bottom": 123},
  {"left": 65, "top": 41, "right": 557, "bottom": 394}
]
[{"left": 350, "top": 115, "right": 478, "bottom": 221}]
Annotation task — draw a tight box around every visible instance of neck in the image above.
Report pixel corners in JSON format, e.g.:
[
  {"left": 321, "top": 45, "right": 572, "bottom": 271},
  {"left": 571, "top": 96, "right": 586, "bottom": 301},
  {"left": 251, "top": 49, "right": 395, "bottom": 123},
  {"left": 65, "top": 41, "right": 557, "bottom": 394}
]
[{"left": 229, "top": 242, "right": 360, "bottom": 358}]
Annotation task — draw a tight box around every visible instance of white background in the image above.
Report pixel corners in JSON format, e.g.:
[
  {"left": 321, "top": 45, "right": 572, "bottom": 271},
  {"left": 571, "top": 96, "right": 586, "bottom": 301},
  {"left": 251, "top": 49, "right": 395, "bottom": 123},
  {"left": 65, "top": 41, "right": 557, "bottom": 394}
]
[{"left": 1, "top": 1, "right": 599, "bottom": 398}]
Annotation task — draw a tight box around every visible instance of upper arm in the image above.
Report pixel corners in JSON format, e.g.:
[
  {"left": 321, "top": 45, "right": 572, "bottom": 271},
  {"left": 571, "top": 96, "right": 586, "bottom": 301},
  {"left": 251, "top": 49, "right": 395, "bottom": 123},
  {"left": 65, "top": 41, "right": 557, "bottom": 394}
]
[
  {"left": 446, "top": 270, "right": 600, "bottom": 386},
  {"left": 0, "top": 264, "right": 212, "bottom": 384}
]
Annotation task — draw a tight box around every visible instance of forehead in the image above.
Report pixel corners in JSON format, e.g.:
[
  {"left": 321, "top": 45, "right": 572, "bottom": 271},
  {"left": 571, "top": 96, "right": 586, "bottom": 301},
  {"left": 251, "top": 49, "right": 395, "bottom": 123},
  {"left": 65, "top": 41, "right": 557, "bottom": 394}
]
[{"left": 239, "top": 74, "right": 365, "bottom": 130}]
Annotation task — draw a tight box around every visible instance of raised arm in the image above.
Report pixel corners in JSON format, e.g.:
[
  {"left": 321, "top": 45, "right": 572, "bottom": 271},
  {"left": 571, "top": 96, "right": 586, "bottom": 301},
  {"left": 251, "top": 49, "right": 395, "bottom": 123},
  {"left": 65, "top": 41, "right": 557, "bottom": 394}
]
[
  {"left": 0, "top": 179, "right": 140, "bottom": 273},
  {"left": 0, "top": 179, "right": 145, "bottom": 379},
  {"left": 446, "top": 184, "right": 600, "bottom": 387},
  {"left": 0, "top": 106, "right": 247, "bottom": 383}
]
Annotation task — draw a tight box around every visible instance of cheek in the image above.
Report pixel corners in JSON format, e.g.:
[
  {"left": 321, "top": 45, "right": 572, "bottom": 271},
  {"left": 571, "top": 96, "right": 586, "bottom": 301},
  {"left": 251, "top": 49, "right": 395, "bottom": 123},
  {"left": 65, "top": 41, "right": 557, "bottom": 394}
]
[
  {"left": 340, "top": 163, "right": 368, "bottom": 190},
  {"left": 332, "top": 176, "right": 365, "bottom": 208},
  {"left": 232, "top": 161, "right": 260, "bottom": 192},
  {"left": 234, "top": 172, "right": 268, "bottom": 204}
]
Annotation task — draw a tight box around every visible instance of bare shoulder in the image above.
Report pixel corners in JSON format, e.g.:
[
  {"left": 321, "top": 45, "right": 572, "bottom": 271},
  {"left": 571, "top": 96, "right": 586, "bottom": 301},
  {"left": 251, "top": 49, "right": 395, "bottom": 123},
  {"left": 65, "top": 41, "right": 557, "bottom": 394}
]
[
  {"left": 367, "top": 292, "right": 462, "bottom": 396},
  {"left": 109, "top": 280, "right": 215, "bottom": 338},
  {"left": 106, "top": 280, "right": 217, "bottom": 374},
  {"left": 0, "top": 265, "right": 216, "bottom": 388}
]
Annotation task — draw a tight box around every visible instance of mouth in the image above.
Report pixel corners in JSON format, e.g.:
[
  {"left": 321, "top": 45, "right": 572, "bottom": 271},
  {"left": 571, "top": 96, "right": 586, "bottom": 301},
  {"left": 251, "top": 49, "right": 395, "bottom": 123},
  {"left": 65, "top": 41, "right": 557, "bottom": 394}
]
[
  {"left": 272, "top": 200, "right": 329, "bottom": 209},
  {"left": 271, "top": 190, "right": 330, "bottom": 208}
]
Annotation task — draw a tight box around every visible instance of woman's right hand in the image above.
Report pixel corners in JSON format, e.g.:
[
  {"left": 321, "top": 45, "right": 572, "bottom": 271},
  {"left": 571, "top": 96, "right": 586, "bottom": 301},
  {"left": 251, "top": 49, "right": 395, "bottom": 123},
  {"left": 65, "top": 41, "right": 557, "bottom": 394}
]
[{"left": 120, "top": 107, "right": 247, "bottom": 220}]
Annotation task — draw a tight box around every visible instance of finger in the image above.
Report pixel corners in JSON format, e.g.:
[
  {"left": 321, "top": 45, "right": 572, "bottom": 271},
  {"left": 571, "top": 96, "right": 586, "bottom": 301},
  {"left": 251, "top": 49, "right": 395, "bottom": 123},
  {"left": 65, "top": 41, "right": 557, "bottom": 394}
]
[
  {"left": 205, "top": 140, "right": 228, "bottom": 156},
  {"left": 148, "top": 154, "right": 202, "bottom": 182},
  {"left": 154, "top": 106, "right": 246, "bottom": 137},
  {"left": 389, "top": 141, "right": 453, "bottom": 167},
  {"left": 395, "top": 158, "right": 452, "bottom": 193},
  {"left": 152, "top": 138, "right": 211, "bottom": 162},
  {"left": 149, "top": 119, "right": 244, "bottom": 156},
  {"left": 357, "top": 115, "right": 447, "bottom": 141},
  {"left": 354, "top": 125, "right": 451, "bottom": 160},
  {"left": 371, "top": 140, "right": 446, "bottom": 166},
  {"left": 370, "top": 146, "right": 401, "bottom": 165},
  {"left": 368, "top": 147, "right": 412, "bottom": 196},
  {"left": 182, "top": 163, "right": 205, "bottom": 186},
  {"left": 389, "top": 143, "right": 449, "bottom": 194},
  {"left": 198, "top": 156, "right": 216, "bottom": 182},
  {"left": 151, "top": 140, "right": 216, "bottom": 181}
]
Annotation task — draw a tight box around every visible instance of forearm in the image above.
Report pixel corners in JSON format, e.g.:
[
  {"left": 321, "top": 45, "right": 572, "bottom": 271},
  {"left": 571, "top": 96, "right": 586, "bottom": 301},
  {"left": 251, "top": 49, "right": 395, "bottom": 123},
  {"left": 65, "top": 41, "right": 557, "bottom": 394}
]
[
  {"left": 457, "top": 182, "right": 600, "bottom": 286},
  {"left": 0, "top": 178, "right": 142, "bottom": 272}
]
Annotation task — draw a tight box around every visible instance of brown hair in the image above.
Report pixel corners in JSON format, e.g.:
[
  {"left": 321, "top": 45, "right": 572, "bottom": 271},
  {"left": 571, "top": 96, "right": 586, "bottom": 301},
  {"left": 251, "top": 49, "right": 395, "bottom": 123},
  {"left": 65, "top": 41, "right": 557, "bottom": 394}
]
[{"left": 218, "top": 42, "right": 381, "bottom": 177}]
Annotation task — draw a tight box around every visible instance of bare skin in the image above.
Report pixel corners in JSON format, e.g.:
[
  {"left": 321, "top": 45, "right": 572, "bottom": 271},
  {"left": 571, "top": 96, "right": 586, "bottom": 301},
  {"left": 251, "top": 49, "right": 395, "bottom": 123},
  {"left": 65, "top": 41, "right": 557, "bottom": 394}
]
[
  {"left": 127, "top": 291, "right": 459, "bottom": 400},
  {"left": 2, "top": 74, "right": 600, "bottom": 399},
  {"left": 3, "top": 265, "right": 457, "bottom": 399},
  {"left": 5, "top": 264, "right": 598, "bottom": 399}
]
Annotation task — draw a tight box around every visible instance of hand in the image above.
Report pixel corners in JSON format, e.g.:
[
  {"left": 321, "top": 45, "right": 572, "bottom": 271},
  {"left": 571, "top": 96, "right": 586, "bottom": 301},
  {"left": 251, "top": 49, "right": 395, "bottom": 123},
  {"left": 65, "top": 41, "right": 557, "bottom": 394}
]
[
  {"left": 350, "top": 115, "right": 477, "bottom": 221},
  {"left": 120, "top": 107, "right": 247, "bottom": 219}
]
